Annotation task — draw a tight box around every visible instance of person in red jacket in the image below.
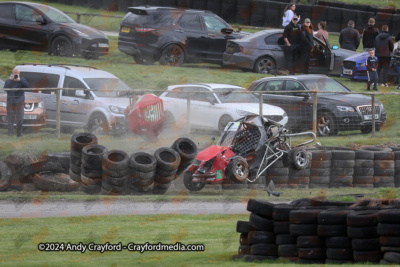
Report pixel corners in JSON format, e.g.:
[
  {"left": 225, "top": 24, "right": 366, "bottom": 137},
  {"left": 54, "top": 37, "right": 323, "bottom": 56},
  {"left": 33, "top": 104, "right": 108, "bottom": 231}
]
[{"left": 366, "top": 49, "right": 379, "bottom": 91}]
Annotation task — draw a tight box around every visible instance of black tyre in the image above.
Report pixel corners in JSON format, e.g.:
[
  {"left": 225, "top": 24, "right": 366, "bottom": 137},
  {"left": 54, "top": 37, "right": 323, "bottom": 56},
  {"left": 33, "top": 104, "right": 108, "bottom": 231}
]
[
  {"left": 331, "top": 160, "right": 355, "bottom": 168},
  {"left": 69, "top": 168, "right": 81, "bottom": 182},
  {"left": 378, "top": 223, "right": 400, "bottom": 236},
  {"left": 171, "top": 138, "right": 197, "bottom": 163},
  {"left": 309, "top": 150, "right": 332, "bottom": 160},
  {"left": 249, "top": 213, "right": 273, "bottom": 232},
  {"left": 101, "top": 182, "right": 125, "bottom": 194},
  {"left": 159, "top": 44, "right": 184, "bottom": 66},
  {"left": 237, "top": 221, "right": 252, "bottom": 234},
  {"left": 154, "top": 173, "right": 175, "bottom": 184},
  {"left": 248, "top": 231, "right": 275, "bottom": 245},
  {"left": 226, "top": 157, "right": 249, "bottom": 183},
  {"left": 297, "top": 248, "right": 326, "bottom": 259},
  {"left": 352, "top": 238, "right": 380, "bottom": 251},
  {"left": 289, "top": 209, "right": 320, "bottom": 224},
  {"left": 267, "top": 167, "right": 289, "bottom": 176},
  {"left": 355, "top": 149, "right": 375, "bottom": 160},
  {"left": 347, "top": 211, "right": 379, "bottom": 227},
  {"left": 311, "top": 160, "right": 331, "bottom": 169},
  {"left": 310, "top": 168, "right": 330, "bottom": 176},
  {"left": 155, "top": 167, "right": 177, "bottom": 177},
  {"left": 347, "top": 226, "right": 378, "bottom": 238},
  {"left": 81, "top": 174, "right": 101, "bottom": 186},
  {"left": 354, "top": 159, "right": 374, "bottom": 168},
  {"left": 88, "top": 113, "right": 108, "bottom": 135},
  {"left": 238, "top": 245, "right": 251, "bottom": 256},
  {"left": 129, "top": 152, "right": 157, "bottom": 173},
  {"left": 278, "top": 244, "right": 298, "bottom": 257},
  {"left": 378, "top": 209, "right": 400, "bottom": 224},
  {"left": 288, "top": 149, "right": 310, "bottom": 170},
  {"left": 318, "top": 209, "right": 351, "bottom": 225},
  {"left": 374, "top": 168, "right": 395, "bottom": 176},
  {"left": 254, "top": 56, "right": 276, "bottom": 74},
  {"left": 129, "top": 183, "right": 153, "bottom": 193},
  {"left": 289, "top": 169, "right": 310, "bottom": 176},
  {"left": 152, "top": 182, "right": 171, "bottom": 195},
  {"left": 317, "top": 112, "right": 337, "bottom": 136},
  {"left": 102, "top": 150, "right": 129, "bottom": 171},
  {"left": 154, "top": 147, "right": 181, "bottom": 171},
  {"left": 82, "top": 183, "right": 101, "bottom": 194},
  {"left": 273, "top": 204, "right": 295, "bottom": 221},
  {"left": 250, "top": 243, "right": 278, "bottom": 256},
  {"left": 274, "top": 221, "right": 290, "bottom": 234},
  {"left": 183, "top": 169, "right": 205, "bottom": 192},
  {"left": 0, "top": 160, "right": 12, "bottom": 191},
  {"left": 325, "top": 237, "right": 352, "bottom": 249},
  {"left": 52, "top": 36, "right": 73, "bottom": 57},
  {"left": 71, "top": 132, "right": 98, "bottom": 152},
  {"left": 353, "top": 167, "right": 374, "bottom": 176},
  {"left": 309, "top": 175, "right": 330, "bottom": 184},
  {"left": 276, "top": 234, "right": 296, "bottom": 245},
  {"left": 70, "top": 155, "right": 81, "bottom": 166},
  {"left": 374, "top": 151, "right": 395, "bottom": 160},
  {"left": 353, "top": 250, "right": 382, "bottom": 262},
  {"left": 318, "top": 224, "right": 347, "bottom": 237},
  {"left": 218, "top": 115, "right": 233, "bottom": 133},
  {"left": 384, "top": 252, "right": 400, "bottom": 264},
  {"left": 243, "top": 255, "right": 277, "bottom": 262},
  {"left": 81, "top": 165, "right": 102, "bottom": 178},
  {"left": 326, "top": 248, "right": 353, "bottom": 261},
  {"left": 297, "top": 236, "right": 324, "bottom": 248},
  {"left": 70, "top": 163, "right": 81, "bottom": 174},
  {"left": 290, "top": 224, "right": 318, "bottom": 236},
  {"left": 240, "top": 233, "right": 249, "bottom": 246},
  {"left": 353, "top": 175, "right": 374, "bottom": 184},
  {"left": 247, "top": 199, "right": 274, "bottom": 219},
  {"left": 82, "top": 144, "right": 107, "bottom": 169},
  {"left": 332, "top": 150, "right": 355, "bottom": 160}
]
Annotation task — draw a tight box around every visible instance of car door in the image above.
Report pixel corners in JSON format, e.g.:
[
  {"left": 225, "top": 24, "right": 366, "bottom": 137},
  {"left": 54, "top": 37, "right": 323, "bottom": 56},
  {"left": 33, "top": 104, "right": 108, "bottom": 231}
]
[
  {"left": 14, "top": 4, "right": 49, "bottom": 51},
  {"left": 264, "top": 33, "right": 287, "bottom": 68},
  {"left": 0, "top": 3, "right": 17, "bottom": 50},
  {"left": 177, "top": 12, "right": 208, "bottom": 60},
  {"left": 61, "top": 76, "right": 92, "bottom": 128},
  {"left": 309, "top": 35, "right": 333, "bottom": 74},
  {"left": 161, "top": 87, "right": 188, "bottom": 125},
  {"left": 184, "top": 87, "right": 218, "bottom": 129}
]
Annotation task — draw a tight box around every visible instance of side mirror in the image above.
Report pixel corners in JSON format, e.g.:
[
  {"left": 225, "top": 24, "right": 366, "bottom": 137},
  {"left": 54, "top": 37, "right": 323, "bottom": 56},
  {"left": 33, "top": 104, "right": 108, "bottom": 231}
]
[
  {"left": 221, "top": 28, "right": 234, "bottom": 35},
  {"left": 332, "top": 45, "right": 338, "bottom": 50}
]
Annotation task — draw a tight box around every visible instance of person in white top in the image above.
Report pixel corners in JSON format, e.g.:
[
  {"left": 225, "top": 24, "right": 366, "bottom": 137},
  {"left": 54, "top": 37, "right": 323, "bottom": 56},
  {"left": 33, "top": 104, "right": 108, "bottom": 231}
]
[{"left": 282, "top": 3, "right": 300, "bottom": 28}]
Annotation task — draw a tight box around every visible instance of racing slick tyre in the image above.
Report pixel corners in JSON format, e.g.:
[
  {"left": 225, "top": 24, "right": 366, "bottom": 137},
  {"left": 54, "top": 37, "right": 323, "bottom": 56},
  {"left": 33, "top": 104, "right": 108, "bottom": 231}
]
[
  {"left": 81, "top": 144, "right": 107, "bottom": 169},
  {"left": 0, "top": 160, "right": 12, "bottom": 191},
  {"left": 171, "top": 138, "right": 197, "bottom": 163},
  {"left": 154, "top": 147, "right": 181, "bottom": 171},
  {"left": 288, "top": 149, "right": 310, "bottom": 170},
  {"left": 129, "top": 152, "right": 157, "bottom": 173},
  {"left": 183, "top": 169, "right": 205, "bottom": 192},
  {"left": 226, "top": 157, "right": 249, "bottom": 183}
]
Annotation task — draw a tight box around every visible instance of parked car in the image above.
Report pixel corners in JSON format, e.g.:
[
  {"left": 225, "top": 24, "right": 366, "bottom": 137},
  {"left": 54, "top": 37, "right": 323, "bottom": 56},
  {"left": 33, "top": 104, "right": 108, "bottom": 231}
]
[
  {"left": 118, "top": 6, "right": 248, "bottom": 65},
  {"left": 0, "top": 77, "right": 47, "bottom": 131},
  {"left": 248, "top": 75, "right": 386, "bottom": 136},
  {"left": 15, "top": 64, "right": 135, "bottom": 134},
  {"left": 223, "top": 29, "right": 358, "bottom": 75},
  {"left": 159, "top": 83, "right": 288, "bottom": 133},
  {"left": 0, "top": 2, "right": 109, "bottom": 59},
  {"left": 341, "top": 52, "right": 399, "bottom": 81}
]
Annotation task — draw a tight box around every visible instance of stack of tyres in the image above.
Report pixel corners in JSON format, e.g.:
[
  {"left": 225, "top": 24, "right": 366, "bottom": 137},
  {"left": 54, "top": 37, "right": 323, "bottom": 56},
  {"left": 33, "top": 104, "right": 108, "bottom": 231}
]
[
  {"left": 392, "top": 147, "right": 400, "bottom": 187},
  {"left": 101, "top": 150, "right": 129, "bottom": 195},
  {"left": 309, "top": 150, "right": 331, "bottom": 188},
  {"left": 81, "top": 144, "right": 108, "bottom": 194},
  {"left": 171, "top": 138, "right": 198, "bottom": 180},
  {"left": 236, "top": 220, "right": 254, "bottom": 258},
  {"left": 347, "top": 211, "right": 382, "bottom": 263},
  {"left": 246, "top": 199, "right": 278, "bottom": 262},
  {"left": 319, "top": 209, "right": 353, "bottom": 264},
  {"left": 330, "top": 150, "right": 355, "bottom": 188},
  {"left": 128, "top": 152, "right": 157, "bottom": 194},
  {"left": 378, "top": 210, "right": 400, "bottom": 264},
  {"left": 153, "top": 147, "right": 181, "bottom": 194},
  {"left": 353, "top": 150, "right": 374, "bottom": 188},
  {"left": 267, "top": 159, "right": 289, "bottom": 188},
  {"left": 70, "top": 133, "right": 98, "bottom": 183},
  {"left": 373, "top": 151, "right": 395, "bottom": 188},
  {"left": 273, "top": 204, "right": 298, "bottom": 262},
  {"left": 290, "top": 209, "right": 325, "bottom": 264}
]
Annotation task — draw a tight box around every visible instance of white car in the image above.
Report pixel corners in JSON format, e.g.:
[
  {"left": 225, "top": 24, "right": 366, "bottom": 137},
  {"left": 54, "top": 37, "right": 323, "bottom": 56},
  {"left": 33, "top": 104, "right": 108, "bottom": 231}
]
[{"left": 160, "top": 83, "right": 288, "bottom": 133}]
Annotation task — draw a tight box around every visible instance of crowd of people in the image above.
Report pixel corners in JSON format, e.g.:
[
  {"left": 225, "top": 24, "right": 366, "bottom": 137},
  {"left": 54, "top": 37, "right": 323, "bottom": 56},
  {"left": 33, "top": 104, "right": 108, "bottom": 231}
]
[{"left": 281, "top": 3, "right": 400, "bottom": 90}]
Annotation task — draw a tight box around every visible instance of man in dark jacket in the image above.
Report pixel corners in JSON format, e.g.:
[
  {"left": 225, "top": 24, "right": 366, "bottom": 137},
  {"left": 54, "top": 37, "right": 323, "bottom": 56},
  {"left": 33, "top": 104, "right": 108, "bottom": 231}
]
[
  {"left": 375, "top": 25, "right": 394, "bottom": 87},
  {"left": 362, "top": 18, "right": 379, "bottom": 52},
  {"left": 3, "top": 68, "right": 30, "bottom": 137},
  {"left": 339, "top": 20, "right": 360, "bottom": 51},
  {"left": 283, "top": 15, "right": 301, "bottom": 75}
]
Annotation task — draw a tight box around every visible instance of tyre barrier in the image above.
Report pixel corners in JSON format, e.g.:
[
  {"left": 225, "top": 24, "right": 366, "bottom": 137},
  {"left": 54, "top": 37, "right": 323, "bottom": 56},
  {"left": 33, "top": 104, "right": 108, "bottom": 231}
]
[
  {"left": 101, "top": 150, "right": 129, "bottom": 195},
  {"left": 267, "top": 159, "right": 289, "bottom": 188},
  {"left": 81, "top": 144, "right": 108, "bottom": 194},
  {"left": 234, "top": 198, "right": 400, "bottom": 263},
  {"left": 70, "top": 133, "right": 98, "bottom": 182},
  {"left": 153, "top": 147, "right": 181, "bottom": 194}
]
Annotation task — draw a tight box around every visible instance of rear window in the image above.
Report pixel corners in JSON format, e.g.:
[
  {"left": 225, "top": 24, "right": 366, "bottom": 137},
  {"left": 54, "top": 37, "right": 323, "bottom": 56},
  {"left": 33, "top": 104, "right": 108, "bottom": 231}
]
[
  {"left": 20, "top": 72, "right": 60, "bottom": 93},
  {"left": 147, "top": 11, "right": 181, "bottom": 26},
  {"left": 122, "top": 12, "right": 149, "bottom": 26}
]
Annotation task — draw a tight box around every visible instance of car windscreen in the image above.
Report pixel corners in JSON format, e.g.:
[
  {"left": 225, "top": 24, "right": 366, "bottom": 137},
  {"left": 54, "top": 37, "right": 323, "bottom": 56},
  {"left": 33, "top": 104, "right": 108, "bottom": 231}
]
[
  {"left": 301, "top": 78, "right": 350, "bottom": 95},
  {"left": 34, "top": 5, "right": 75, "bottom": 23},
  {"left": 214, "top": 88, "right": 258, "bottom": 104},
  {"left": 84, "top": 78, "right": 132, "bottom": 97}
]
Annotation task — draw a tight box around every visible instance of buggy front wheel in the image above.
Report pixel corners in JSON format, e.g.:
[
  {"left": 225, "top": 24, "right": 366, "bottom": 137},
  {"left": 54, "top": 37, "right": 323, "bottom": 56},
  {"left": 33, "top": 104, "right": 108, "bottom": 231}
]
[
  {"left": 288, "top": 148, "right": 310, "bottom": 170},
  {"left": 183, "top": 169, "right": 205, "bottom": 191}
]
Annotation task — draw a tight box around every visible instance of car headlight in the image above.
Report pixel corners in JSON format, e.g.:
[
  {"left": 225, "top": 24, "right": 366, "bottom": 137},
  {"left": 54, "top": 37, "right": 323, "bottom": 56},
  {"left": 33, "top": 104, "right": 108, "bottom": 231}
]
[
  {"left": 38, "top": 101, "right": 44, "bottom": 109},
  {"left": 337, "top": 106, "right": 355, "bottom": 112},
  {"left": 0, "top": 102, "right": 6, "bottom": 107},
  {"left": 358, "top": 63, "right": 366, "bottom": 67},
  {"left": 380, "top": 103, "right": 385, "bottom": 112},
  {"left": 109, "top": 105, "right": 125, "bottom": 114},
  {"left": 236, "top": 110, "right": 254, "bottom": 116},
  {"left": 73, "top": 29, "right": 89, "bottom": 37}
]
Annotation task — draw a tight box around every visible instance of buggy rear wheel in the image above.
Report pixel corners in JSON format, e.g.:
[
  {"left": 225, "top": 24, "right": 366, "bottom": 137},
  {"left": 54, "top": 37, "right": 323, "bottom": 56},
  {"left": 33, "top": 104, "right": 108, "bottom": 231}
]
[
  {"left": 183, "top": 169, "right": 205, "bottom": 191},
  {"left": 289, "top": 148, "right": 310, "bottom": 170},
  {"left": 226, "top": 157, "right": 249, "bottom": 182}
]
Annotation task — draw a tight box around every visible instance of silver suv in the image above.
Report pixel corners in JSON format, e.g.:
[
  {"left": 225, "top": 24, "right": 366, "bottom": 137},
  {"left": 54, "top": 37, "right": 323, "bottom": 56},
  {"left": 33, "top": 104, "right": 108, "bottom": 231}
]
[{"left": 16, "top": 64, "right": 133, "bottom": 134}]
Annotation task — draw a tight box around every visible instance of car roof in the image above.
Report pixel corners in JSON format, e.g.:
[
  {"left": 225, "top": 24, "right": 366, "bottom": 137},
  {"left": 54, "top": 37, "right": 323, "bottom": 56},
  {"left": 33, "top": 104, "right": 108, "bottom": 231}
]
[
  {"left": 0, "top": 2, "right": 47, "bottom": 8},
  {"left": 168, "top": 83, "right": 244, "bottom": 90},
  {"left": 128, "top": 6, "right": 213, "bottom": 14},
  {"left": 16, "top": 64, "right": 116, "bottom": 79},
  {"left": 255, "top": 74, "right": 331, "bottom": 83}
]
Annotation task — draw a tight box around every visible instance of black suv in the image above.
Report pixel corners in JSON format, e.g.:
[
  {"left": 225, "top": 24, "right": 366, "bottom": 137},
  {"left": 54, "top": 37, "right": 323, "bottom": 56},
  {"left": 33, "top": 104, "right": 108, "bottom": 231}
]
[
  {"left": 118, "top": 6, "right": 247, "bottom": 65},
  {"left": 0, "top": 2, "right": 109, "bottom": 59},
  {"left": 248, "top": 75, "right": 386, "bottom": 136}
]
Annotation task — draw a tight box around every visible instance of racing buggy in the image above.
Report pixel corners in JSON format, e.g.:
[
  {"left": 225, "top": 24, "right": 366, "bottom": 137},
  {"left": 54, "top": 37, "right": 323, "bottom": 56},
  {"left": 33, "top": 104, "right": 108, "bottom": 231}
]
[{"left": 183, "top": 115, "right": 316, "bottom": 192}]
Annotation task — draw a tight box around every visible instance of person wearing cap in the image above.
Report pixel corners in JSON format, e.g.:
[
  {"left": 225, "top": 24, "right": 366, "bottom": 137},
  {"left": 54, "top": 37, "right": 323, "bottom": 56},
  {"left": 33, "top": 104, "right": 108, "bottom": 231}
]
[
  {"left": 282, "top": 3, "right": 300, "bottom": 28},
  {"left": 339, "top": 20, "right": 360, "bottom": 51},
  {"left": 299, "top": 18, "right": 314, "bottom": 74},
  {"left": 283, "top": 15, "right": 301, "bottom": 75},
  {"left": 362, "top": 18, "right": 379, "bottom": 52}
]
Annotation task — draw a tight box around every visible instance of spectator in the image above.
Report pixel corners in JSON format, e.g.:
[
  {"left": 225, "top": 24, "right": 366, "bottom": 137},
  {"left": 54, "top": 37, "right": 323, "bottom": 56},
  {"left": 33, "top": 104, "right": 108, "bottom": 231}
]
[
  {"left": 299, "top": 18, "right": 314, "bottom": 74},
  {"left": 366, "top": 48, "right": 379, "bottom": 91},
  {"left": 339, "top": 20, "right": 360, "bottom": 51},
  {"left": 3, "top": 68, "right": 30, "bottom": 137},
  {"left": 375, "top": 25, "right": 394, "bottom": 87},
  {"left": 282, "top": 3, "right": 300, "bottom": 28},
  {"left": 392, "top": 40, "right": 400, "bottom": 89},
  {"left": 283, "top": 15, "right": 302, "bottom": 75},
  {"left": 396, "top": 31, "right": 400, "bottom": 42},
  {"left": 362, "top": 18, "right": 379, "bottom": 52},
  {"left": 315, "top": 21, "right": 328, "bottom": 42}
]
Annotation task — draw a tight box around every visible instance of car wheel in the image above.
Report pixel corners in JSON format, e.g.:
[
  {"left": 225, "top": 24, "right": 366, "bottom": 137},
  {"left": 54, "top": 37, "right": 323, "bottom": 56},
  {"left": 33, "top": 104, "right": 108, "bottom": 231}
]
[
  {"left": 133, "top": 55, "right": 154, "bottom": 65},
  {"left": 254, "top": 56, "right": 276, "bottom": 74},
  {"left": 183, "top": 169, "right": 205, "bottom": 191},
  {"left": 218, "top": 115, "right": 233, "bottom": 133},
  {"left": 88, "top": 113, "right": 109, "bottom": 135},
  {"left": 52, "top": 36, "right": 73, "bottom": 57},
  {"left": 317, "top": 112, "right": 337, "bottom": 136},
  {"left": 159, "top": 45, "right": 185, "bottom": 66}
]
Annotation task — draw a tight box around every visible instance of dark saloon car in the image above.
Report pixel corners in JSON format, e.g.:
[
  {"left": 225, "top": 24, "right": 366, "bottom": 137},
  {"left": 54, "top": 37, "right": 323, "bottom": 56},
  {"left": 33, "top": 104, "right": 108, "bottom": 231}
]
[
  {"left": 0, "top": 2, "right": 109, "bottom": 59},
  {"left": 223, "top": 29, "right": 358, "bottom": 75},
  {"left": 248, "top": 75, "right": 386, "bottom": 136},
  {"left": 118, "top": 6, "right": 248, "bottom": 65}
]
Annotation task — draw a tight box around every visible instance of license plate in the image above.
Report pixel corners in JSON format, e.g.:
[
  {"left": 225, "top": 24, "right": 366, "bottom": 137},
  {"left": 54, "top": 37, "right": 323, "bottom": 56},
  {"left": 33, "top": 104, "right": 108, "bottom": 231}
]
[
  {"left": 364, "top": 114, "right": 379, "bottom": 120},
  {"left": 121, "top": 27, "right": 130, "bottom": 33},
  {"left": 343, "top": 69, "right": 353, "bottom": 75},
  {"left": 98, "top": 43, "right": 109, "bottom": 48},
  {"left": 227, "top": 46, "right": 234, "bottom": 52},
  {"left": 24, "top": 115, "right": 37, "bottom": 120}
]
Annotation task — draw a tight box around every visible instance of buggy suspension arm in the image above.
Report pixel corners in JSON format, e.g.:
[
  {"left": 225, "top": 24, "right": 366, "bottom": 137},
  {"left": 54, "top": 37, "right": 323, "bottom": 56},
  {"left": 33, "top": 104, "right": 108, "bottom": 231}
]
[{"left": 282, "top": 132, "right": 316, "bottom": 148}]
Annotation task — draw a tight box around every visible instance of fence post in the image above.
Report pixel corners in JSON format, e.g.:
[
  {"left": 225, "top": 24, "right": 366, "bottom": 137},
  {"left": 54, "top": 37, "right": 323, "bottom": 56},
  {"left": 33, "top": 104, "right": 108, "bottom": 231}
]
[
  {"left": 77, "top": 14, "right": 81, "bottom": 23},
  {"left": 187, "top": 92, "right": 191, "bottom": 134},
  {"left": 312, "top": 92, "right": 317, "bottom": 135},
  {"left": 259, "top": 93, "right": 263, "bottom": 116},
  {"left": 56, "top": 89, "right": 61, "bottom": 139},
  {"left": 372, "top": 94, "right": 375, "bottom": 138}
]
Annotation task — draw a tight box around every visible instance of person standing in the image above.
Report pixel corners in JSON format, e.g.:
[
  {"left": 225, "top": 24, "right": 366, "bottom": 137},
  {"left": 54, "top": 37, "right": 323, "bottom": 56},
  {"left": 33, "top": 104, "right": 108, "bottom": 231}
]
[
  {"left": 392, "top": 40, "right": 400, "bottom": 89},
  {"left": 315, "top": 21, "right": 328, "bottom": 42},
  {"left": 283, "top": 15, "right": 302, "bottom": 75},
  {"left": 339, "top": 20, "right": 360, "bottom": 51},
  {"left": 375, "top": 25, "right": 394, "bottom": 87},
  {"left": 299, "top": 18, "right": 314, "bottom": 74},
  {"left": 282, "top": 3, "right": 300, "bottom": 28},
  {"left": 366, "top": 49, "right": 379, "bottom": 91},
  {"left": 3, "top": 68, "right": 30, "bottom": 137},
  {"left": 362, "top": 18, "right": 379, "bottom": 52}
]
